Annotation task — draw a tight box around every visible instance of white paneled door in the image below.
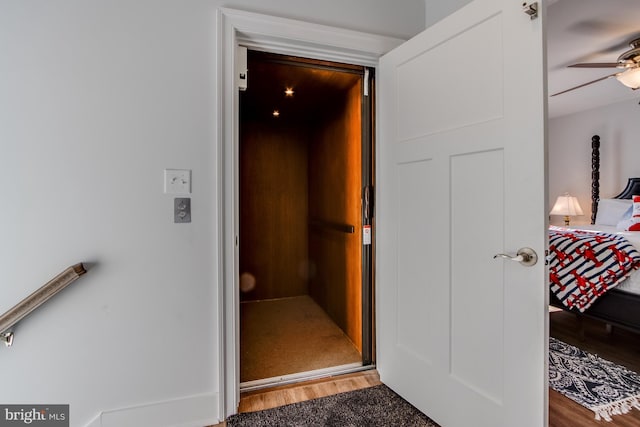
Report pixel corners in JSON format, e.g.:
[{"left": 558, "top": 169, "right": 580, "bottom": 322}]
[{"left": 377, "top": 1, "right": 547, "bottom": 426}]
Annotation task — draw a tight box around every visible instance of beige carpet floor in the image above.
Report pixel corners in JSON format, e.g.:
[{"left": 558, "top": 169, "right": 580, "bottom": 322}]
[{"left": 240, "top": 295, "right": 362, "bottom": 382}]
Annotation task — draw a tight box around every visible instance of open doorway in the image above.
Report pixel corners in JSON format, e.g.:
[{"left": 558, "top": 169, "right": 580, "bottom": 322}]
[{"left": 238, "top": 50, "right": 374, "bottom": 388}]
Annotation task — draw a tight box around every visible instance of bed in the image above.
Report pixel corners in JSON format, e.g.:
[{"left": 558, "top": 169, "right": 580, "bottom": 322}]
[{"left": 549, "top": 135, "right": 640, "bottom": 333}]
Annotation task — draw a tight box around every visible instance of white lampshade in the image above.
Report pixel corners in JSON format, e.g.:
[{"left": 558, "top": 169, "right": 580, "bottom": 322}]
[
  {"left": 550, "top": 194, "right": 583, "bottom": 225},
  {"left": 616, "top": 67, "right": 640, "bottom": 89},
  {"left": 550, "top": 194, "right": 584, "bottom": 216}
]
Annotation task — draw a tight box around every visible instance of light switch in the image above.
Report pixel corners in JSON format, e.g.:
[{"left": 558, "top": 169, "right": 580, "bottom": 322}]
[{"left": 164, "top": 169, "right": 191, "bottom": 194}]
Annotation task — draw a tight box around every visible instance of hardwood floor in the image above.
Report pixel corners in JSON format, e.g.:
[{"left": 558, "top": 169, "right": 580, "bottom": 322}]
[
  {"left": 212, "top": 315, "right": 640, "bottom": 426},
  {"left": 209, "top": 370, "right": 381, "bottom": 427},
  {"left": 549, "top": 309, "right": 640, "bottom": 426},
  {"left": 238, "top": 369, "right": 381, "bottom": 413}
]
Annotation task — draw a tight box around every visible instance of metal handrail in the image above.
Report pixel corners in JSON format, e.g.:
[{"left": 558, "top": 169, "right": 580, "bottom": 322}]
[{"left": 0, "top": 263, "right": 87, "bottom": 347}]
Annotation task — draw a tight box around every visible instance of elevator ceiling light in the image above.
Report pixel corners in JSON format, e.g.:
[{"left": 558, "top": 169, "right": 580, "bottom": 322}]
[
  {"left": 272, "top": 110, "right": 280, "bottom": 117},
  {"left": 285, "top": 88, "right": 294, "bottom": 96}
]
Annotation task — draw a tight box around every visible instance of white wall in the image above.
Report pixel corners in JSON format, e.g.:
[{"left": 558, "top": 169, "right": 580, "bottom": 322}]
[
  {"left": 548, "top": 98, "right": 640, "bottom": 226},
  {"left": 0, "top": 1, "right": 425, "bottom": 426}
]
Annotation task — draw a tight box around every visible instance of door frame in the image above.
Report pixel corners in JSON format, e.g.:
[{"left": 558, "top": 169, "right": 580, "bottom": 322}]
[{"left": 215, "top": 8, "right": 403, "bottom": 418}]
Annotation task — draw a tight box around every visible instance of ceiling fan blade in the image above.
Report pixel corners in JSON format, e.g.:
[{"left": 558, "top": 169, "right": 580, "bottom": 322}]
[
  {"left": 568, "top": 63, "right": 621, "bottom": 68},
  {"left": 550, "top": 73, "right": 619, "bottom": 97}
]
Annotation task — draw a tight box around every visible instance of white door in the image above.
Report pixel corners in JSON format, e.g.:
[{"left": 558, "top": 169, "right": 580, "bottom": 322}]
[{"left": 377, "top": 0, "right": 547, "bottom": 426}]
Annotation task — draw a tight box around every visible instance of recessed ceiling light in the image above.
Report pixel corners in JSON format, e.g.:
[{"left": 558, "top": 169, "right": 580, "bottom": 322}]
[
  {"left": 285, "top": 88, "right": 294, "bottom": 96},
  {"left": 272, "top": 110, "right": 280, "bottom": 117}
]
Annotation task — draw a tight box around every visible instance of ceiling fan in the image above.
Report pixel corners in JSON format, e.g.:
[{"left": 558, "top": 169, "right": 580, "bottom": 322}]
[{"left": 551, "top": 37, "right": 640, "bottom": 96}]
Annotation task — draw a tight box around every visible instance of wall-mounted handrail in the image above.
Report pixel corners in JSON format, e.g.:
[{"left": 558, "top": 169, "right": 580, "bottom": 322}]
[
  {"left": 309, "top": 218, "right": 355, "bottom": 234},
  {"left": 0, "top": 263, "right": 87, "bottom": 347}
]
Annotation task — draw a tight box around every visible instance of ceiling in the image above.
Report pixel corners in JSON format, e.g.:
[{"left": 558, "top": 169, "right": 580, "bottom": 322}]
[
  {"left": 547, "top": 0, "right": 640, "bottom": 118},
  {"left": 241, "top": 51, "right": 362, "bottom": 124},
  {"left": 243, "top": 2, "right": 640, "bottom": 121}
]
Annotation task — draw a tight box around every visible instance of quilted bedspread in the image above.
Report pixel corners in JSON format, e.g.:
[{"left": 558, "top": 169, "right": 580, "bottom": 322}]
[{"left": 549, "top": 226, "right": 640, "bottom": 312}]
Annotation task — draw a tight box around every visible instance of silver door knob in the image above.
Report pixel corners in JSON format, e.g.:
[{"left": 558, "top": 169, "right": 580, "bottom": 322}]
[{"left": 493, "top": 247, "right": 538, "bottom": 267}]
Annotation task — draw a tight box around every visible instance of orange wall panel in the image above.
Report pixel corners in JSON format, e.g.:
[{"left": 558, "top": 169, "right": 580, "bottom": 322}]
[{"left": 308, "top": 80, "right": 363, "bottom": 352}]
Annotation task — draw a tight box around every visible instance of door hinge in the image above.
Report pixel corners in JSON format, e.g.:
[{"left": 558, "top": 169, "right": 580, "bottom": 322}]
[
  {"left": 363, "top": 185, "right": 374, "bottom": 220},
  {"left": 236, "top": 46, "right": 248, "bottom": 91},
  {"left": 363, "top": 69, "right": 370, "bottom": 97},
  {"left": 522, "top": 2, "right": 538, "bottom": 20}
]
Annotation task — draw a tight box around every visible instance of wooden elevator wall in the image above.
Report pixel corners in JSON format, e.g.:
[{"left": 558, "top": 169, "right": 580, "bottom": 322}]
[
  {"left": 239, "top": 121, "right": 309, "bottom": 301},
  {"left": 308, "top": 81, "right": 363, "bottom": 353}
]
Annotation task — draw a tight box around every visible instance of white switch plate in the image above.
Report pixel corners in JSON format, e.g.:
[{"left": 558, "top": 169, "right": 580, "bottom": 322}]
[{"left": 164, "top": 169, "right": 191, "bottom": 194}]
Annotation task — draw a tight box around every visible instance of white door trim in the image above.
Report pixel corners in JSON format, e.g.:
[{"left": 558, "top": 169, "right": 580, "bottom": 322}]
[{"left": 215, "top": 7, "right": 403, "bottom": 418}]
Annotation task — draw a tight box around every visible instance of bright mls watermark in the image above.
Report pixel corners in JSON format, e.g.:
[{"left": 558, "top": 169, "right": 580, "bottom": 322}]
[{"left": 0, "top": 405, "right": 68, "bottom": 426}]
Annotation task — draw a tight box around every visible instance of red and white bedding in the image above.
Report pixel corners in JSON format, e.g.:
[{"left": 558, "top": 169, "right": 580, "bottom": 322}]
[{"left": 549, "top": 226, "right": 640, "bottom": 312}]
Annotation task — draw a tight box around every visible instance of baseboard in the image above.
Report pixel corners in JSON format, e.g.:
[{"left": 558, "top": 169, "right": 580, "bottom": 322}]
[{"left": 84, "top": 393, "right": 220, "bottom": 427}]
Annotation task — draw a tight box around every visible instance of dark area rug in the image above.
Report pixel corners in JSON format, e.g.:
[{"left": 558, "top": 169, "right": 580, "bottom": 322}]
[
  {"left": 227, "top": 384, "right": 439, "bottom": 426},
  {"left": 549, "top": 336, "right": 640, "bottom": 421}
]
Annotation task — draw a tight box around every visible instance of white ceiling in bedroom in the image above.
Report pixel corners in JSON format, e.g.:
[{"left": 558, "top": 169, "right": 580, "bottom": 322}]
[{"left": 547, "top": 0, "right": 640, "bottom": 118}]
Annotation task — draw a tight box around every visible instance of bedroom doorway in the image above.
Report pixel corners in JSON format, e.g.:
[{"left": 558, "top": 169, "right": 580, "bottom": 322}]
[{"left": 238, "top": 50, "right": 374, "bottom": 388}]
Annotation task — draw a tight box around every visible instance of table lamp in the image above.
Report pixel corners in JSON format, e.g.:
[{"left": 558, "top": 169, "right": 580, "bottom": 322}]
[{"left": 550, "top": 193, "right": 583, "bottom": 225}]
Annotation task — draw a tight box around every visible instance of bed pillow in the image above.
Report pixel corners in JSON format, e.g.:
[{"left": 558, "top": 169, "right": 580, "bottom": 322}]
[
  {"left": 633, "top": 195, "right": 640, "bottom": 223},
  {"left": 618, "top": 218, "right": 636, "bottom": 231},
  {"left": 596, "top": 198, "right": 633, "bottom": 226},
  {"left": 616, "top": 204, "right": 634, "bottom": 229}
]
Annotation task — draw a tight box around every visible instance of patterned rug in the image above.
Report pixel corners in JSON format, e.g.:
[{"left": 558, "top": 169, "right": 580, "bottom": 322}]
[
  {"left": 549, "top": 337, "right": 640, "bottom": 421},
  {"left": 227, "top": 384, "right": 439, "bottom": 426}
]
